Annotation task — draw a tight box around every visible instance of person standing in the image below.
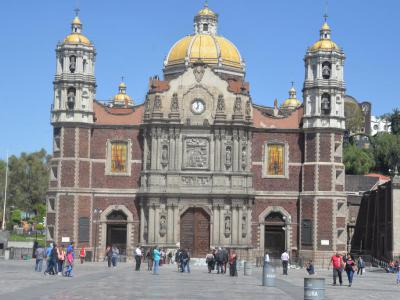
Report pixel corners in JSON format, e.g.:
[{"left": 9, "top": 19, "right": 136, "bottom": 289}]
[
  {"left": 80, "top": 246, "right": 86, "bottom": 264},
  {"left": 329, "top": 252, "right": 344, "bottom": 286},
  {"left": 264, "top": 252, "right": 270, "bottom": 265},
  {"left": 105, "top": 245, "right": 112, "bottom": 268},
  {"left": 153, "top": 247, "right": 161, "bottom": 275},
  {"left": 111, "top": 245, "right": 119, "bottom": 268},
  {"left": 175, "top": 248, "right": 181, "bottom": 272},
  {"left": 65, "top": 247, "right": 74, "bottom": 277},
  {"left": 34, "top": 245, "right": 44, "bottom": 272},
  {"left": 185, "top": 248, "right": 191, "bottom": 273},
  {"left": 281, "top": 250, "right": 289, "bottom": 275},
  {"left": 222, "top": 248, "right": 228, "bottom": 274},
  {"left": 345, "top": 255, "right": 356, "bottom": 287},
  {"left": 215, "top": 248, "right": 223, "bottom": 274},
  {"left": 146, "top": 248, "right": 153, "bottom": 271},
  {"left": 134, "top": 245, "right": 142, "bottom": 271},
  {"left": 357, "top": 256, "right": 365, "bottom": 275},
  {"left": 229, "top": 251, "right": 238, "bottom": 277},
  {"left": 58, "top": 246, "right": 65, "bottom": 275}
]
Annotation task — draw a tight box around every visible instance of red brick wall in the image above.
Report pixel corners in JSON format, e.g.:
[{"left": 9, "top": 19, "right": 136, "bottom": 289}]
[
  {"left": 79, "top": 128, "right": 89, "bottom": 158},
  {"left": 301, "top": 197, "right": 314, "bottom": 250},
  {"left": 319, "top": 133, "right": 331, "bottom": 162},
  {"left": 318, "top": 165, "right": 332, "bottom": 191},
  {"left": 47, "top": 212, "right": 56, "bottom": 226},
  {"left": 306, "top": 133, "right": 317, "bottom": 162},
  {"left": 78, "top": 196, "right": 91, "bottom": 247},
  {"left": 91, "top": 163, "right": 141, "bottom": 189},
  {"left": 336, "top": 217, "right": 346, "bottom": 229},
  {"left": 61, "top": 161, "right": 75, "bottom": 187},
  {"left": 79, "top": 161, "right": 90, "bottom": 188},
  {"left": 317, "top": 198, "right": 333, "bottom": 251},
  {"left": 58, "top": 195, "right": 75, "bottom": 243},
  {"left": 63, "top": 127, "right": 75, "bottom": 158},
  {"left": 303, "top": 165, "right": 315, "bottom": 191},
  {"left": 252, "top": 165, "right": 301, "bottom": 191}
]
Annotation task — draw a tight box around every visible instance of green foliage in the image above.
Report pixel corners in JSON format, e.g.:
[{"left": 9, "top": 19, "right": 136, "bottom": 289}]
[
  {"left": 11, "top": 209, "right": 21, "bottom": 225},
  {"left": 5, "top": 149, "right": 50, "bottom": 210},
  {"left": 35, "top": 223, "right": 44, "bottom": 231},
  {"left": 345, "top": 101, "right": 365, "bottom": 134},
  {"left": 371, "top": 133, "right": 400, "bottom": 175},
  {"left": 343, "top": 143, "right": 375, "bottom": 175}
]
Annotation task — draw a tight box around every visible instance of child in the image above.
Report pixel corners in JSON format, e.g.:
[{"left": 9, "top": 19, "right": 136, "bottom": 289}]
[{"left": 65, "top": 249, "right": 74, "bottom": 277}]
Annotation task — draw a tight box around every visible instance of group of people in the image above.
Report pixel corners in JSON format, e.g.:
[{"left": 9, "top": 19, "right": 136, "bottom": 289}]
[
  {"left": 104, "top": 245, "right": 120, "bottom": 268},
  {"left": 175, "top": 248, "right": 191, "bottom": 273},
  {"left": 206, "top": 248, "right": 238, "bottom": 276},
  {"left": 329, "top": 252, "right": 366, "bottom": 287},
  {"left": 34, "top": 242, "right": 81, "bottom": 277}
]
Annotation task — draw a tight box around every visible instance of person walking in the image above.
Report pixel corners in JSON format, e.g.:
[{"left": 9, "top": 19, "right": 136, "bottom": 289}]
[
  {"left": 146, "top": 248, "right": 153, "bottom": 271},
  {"left": 58, "top": 246, "right": 65, "bottom": 275},
  {"left": 206, "top": 251, "right": 215, "bottom": 273},
  {"left": 345, "top": 255, "right": 356, "bottom": 287},
  {"left": 329, "top": 252, "right": 344, "bottom": 286},
  {"left": 34, "top": 245, "right": 44, "bottom": 272},
  {"left": 222, "top": 248, "right": 228, "bottom": 274},
  {"left": 111, "top": 245, "right": 119, "bottom": 268},
  {"left": 175, "top": 248, "right": 181, "bottom": 272},
  {"left": 185, "top": 248, "right": 191, "bottom": 273},
  {"left": 80, "top": 246, "right": 86, "bottom": 264},
  {"left": 65, "top": 247, "right": 74, "bottom": 277},
  {"left": 229, "top": 251, "right": 238, "bottom": 277},
  {"left": 215, "top": 248, "right": 223, "bottom": 274},
  {"left": 281, "top": 250, "right": 289, "bottom": 275},
  {"left": 153, "top": 247, "right": 161, "bottom": 275},
  {"left": 134, "top": 245, "right": 142, "bottom": 271},
  {"left": 357, "top": 256, "right": 365, "bottom": 276},
  {"left": 105, "top": 245, "right": 112, "bottom": 268}
]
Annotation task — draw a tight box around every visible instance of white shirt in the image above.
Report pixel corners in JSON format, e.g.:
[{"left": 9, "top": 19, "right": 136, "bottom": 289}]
[
  {"left": 265, "top": 254, "right": 270, "bottom": 262},
  {"left": 281, "top": 252, "right": 289, "bottom": 261},
  {"left": 135, "top": 248, "right": 142, "bottom": 256}
]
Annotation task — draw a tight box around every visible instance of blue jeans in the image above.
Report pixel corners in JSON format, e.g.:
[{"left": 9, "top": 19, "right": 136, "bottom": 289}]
[
  {"left": 153, "top": 260, "right": 159, "bottom": 274},
  {"left": 346, "top": 270, "right": 354, "bottom": 284},
  {"left": 35, "top": 259, "right": 43, "bottom": 272},
  {"left": 111, "top": 256, "right": 117, "bottom": 267}
]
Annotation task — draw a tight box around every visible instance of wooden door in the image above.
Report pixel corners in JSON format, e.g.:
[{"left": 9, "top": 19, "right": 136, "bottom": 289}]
[{"left": 180, "top": 208, "right": 210, "bottom": 257}]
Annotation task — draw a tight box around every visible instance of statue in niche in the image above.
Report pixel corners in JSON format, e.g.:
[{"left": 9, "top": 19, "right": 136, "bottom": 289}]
[
  {"left": 144, "top": 95, "right": 151, "bottom": 112},
  {"left": 153, "top": 95, "right": 162, "bottom": 111},
  {"left": 161, "top": 145, "right": 168, "bottom": 167},
  {"left": 234, "top": 97, "right": 242, "bottom": 113},
  {"left": 67, "top": 88, "right": 75, "bottom": 110},
  {"left": 245, "top": 100, "right": 251, "bottom": 116},
  {"left": 321, "top": 93, "right": 331, "bottom": 115},
  {"left": 217, "top": 94, "right": 225, "bottom": 112},
  {"left": 242, "top": 215, "right": 247, "bottom": 238},
  {"left": 170, "top": 93, "right": 179, "bottom": 112},
  {"left": 241, "top": 145, "right": 247, "bottom": 170},
  {"left": 224, "top": 215, "right": 231, "bottom": 237},
  {"left": 322, "top": 62, "right": 331, "bottom": 79},
  {"left": 159, "top": 214, "right": 167, "bottom": 237},
  {"left": 69, "top": 56, "right": 76, "bottom": 73},
  {"left": 225, "top": 146, "right": 232, "bottom": 167}
]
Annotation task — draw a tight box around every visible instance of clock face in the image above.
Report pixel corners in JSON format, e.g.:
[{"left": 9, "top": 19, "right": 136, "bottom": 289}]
[{"left": 191, "top": 99, "right": 205, "bottom": 114}]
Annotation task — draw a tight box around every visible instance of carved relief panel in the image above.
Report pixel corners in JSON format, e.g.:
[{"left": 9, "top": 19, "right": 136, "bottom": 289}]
[{"left": 182, "top": 137, "right": 210, "bottom": 170}]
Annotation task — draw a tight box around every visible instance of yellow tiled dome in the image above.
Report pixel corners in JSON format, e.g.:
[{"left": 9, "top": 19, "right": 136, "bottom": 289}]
[
  {"left": 309, "top": 22, "right": 340, "bottom": 52},
  {"left": 64, "top": 33, "right": 91, "bottom": 45}
]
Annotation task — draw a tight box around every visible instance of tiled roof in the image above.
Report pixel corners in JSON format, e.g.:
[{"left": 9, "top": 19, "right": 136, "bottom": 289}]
[
  {"left": 93, "top": 101, "right": 144, "bottom": 125},
  {"left": 252, "top": 105, "right": 303, "bottom": 129}
]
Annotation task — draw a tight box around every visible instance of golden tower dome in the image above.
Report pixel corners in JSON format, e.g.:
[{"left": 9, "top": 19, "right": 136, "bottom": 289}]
[
  {"left": 64, "top": 14, "right": 91, "bottom": 46},
  {"left": 309, "top": 20, "right": 340, "bottom": 52},
  {"left": 281, "top": 86, "right": 302, "bottom": 110},
  {"left": 164, "top": 3, "right": 245, "bottom": 78},
  {"left": 113, "top": 81, "right": 134, "bottom": 107}
]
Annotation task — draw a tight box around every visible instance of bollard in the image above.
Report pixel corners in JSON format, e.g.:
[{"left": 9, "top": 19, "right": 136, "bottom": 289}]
[
  {"left": 262, "top": 263, "right": 276, "bottom": 287},
  {"left": 304, "top": 278, "right": 325, "bottom": 300},
  {"left": 244, "top": 261, "right": 252, "bottom": 276}
]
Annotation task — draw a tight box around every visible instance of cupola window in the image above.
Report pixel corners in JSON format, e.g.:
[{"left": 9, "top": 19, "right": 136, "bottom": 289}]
[{"left": 203, "top": 23, "right": 208, "bottom": 32}]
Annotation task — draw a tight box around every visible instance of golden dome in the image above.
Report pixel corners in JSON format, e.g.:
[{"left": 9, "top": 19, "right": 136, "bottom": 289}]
[
  {"left": 310, "top": 39, "right": 339, "bottom": 52},
  {"left": 198, "top": 7, "right": 216, "bottom": 17},
  {"left": 165, "top": 34, "right": 243, "bottom": 70},
  {"left": 113, "top": 82, "right": 133, "bottom": 106},
  {"left": 64, "top": 33, "right": 91, "bottom": 45},
  {"left": 281, "top": 98, "right": 302, "bottom": 109},
  {"left": 72, "top": 16, "right": 82, "bottom": 25}
]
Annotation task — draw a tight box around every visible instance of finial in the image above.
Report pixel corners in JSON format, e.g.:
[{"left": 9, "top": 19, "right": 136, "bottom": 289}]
[
  {"left": 324, "top": 0, "right": 329, "bottom": 22},
  {"left": 290, "top": 81, "right": 295, "bottom": 88},
  {"left": 323, "top": 13, "right": 328, "bottom": 23},
  {"left": 204, "top": 0, "right": 209, "bottom": 8},
  {"left": 74, "top": 8, "right": 80, "bottom": 17},
  {"left": 121, "top": 76, "right": 124, "bottom": 83}
]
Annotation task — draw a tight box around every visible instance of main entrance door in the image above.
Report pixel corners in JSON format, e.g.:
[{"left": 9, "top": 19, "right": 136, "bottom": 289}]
[
  {"left": 180, "top": 207, "right": 210, "bottom": 257},
  {"left": 264, "top": 212, "right": 286, "bottom": 258},
  {"left": 106, "top": 210, "right": 128, "bottom": 255}
]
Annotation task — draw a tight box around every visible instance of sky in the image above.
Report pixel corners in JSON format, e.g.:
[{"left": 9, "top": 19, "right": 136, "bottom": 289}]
[{"left": 0, "top": 0, "right": 398, "bottom": 159}]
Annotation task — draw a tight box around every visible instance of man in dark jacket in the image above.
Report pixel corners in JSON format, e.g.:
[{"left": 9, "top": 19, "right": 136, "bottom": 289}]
[
  {"left": 222, "top": 248, "right": 229, "bottom": 274},
  {"left": 215, "top": 248, "right": 224, "bottom": 274}
]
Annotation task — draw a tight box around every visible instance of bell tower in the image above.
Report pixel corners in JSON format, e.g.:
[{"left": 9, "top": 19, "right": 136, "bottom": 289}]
[
  {"left": 51, "top": 10, "right": 96, "bottom": 124},
  {"left": 300, "top": 16, "right": 347, "bottom": 263}
]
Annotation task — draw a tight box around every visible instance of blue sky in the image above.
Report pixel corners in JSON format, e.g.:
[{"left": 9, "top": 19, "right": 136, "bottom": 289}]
[{"left": 0, "top": 0, "right": 398, "bottom": 158}]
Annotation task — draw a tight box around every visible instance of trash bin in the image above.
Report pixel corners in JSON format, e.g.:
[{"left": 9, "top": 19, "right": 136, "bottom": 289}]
[
  {"left": 244, "top": 261, "right": 252, "bottom": 276},
  {"left": 262, "top": 263, "right": 276, "bottom": 287},
  {"left": 304, "top": 278, "right": 325, "bottom": 300}
]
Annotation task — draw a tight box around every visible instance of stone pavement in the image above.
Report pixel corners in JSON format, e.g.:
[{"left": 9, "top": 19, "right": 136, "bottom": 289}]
[{"left": 0, "top": 260, "right": 399, "bottom": 299}]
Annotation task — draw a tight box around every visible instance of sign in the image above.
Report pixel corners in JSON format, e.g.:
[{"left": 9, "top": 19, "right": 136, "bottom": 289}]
[
  {"left": 320, "top": 239, "right": 330, "bottom": 246},
  {"left": 61, "top": 237, "right": 70, "bottom": 243}
]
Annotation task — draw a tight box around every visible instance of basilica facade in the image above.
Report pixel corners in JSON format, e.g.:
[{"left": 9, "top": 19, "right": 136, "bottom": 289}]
[{"left": 47, "top": 5, "right": 347, "bottom": 262}]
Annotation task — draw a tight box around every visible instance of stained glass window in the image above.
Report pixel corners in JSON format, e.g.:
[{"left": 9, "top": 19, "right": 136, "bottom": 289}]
[
  {"left": 267, "top": 144, "right": 284, "bottom": 176},
  {"left": 111, "top": 142, "right": 127, "bottom": 173}
]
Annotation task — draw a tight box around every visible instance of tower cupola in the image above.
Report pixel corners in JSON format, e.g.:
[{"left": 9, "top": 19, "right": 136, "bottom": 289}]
[{"left": 194, "top": 2, "right": 218, "bottom": 35}]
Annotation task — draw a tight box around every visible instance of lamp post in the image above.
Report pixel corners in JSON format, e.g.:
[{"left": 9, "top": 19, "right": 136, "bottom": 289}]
[{"left": 93, "top": 208, "right": 102, "bottom": 262}]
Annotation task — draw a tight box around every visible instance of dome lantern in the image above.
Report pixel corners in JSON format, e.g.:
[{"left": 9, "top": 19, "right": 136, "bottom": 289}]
[
  {"left": 113, "top": 79, "right": 134, "bottom": 107},
  {"left": 64, "top": 9, "right": 91, "bottom": 46},
  {"left": 281, "top": 84, "right": 301, "bottom": 110},
  {"left": 194, "top": 1, "right": 218, "bottom": 35},
  {"left": 309, "top": 14, "right": 340, "bottom": 52}
]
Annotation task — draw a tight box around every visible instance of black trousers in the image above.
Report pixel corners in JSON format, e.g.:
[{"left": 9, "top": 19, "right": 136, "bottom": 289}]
[
  {"left": 282, "top": 260, "right": 288, "bottom": 275},
  {"left": 135, "top": 255, "right": 141, "bottom": 271},
  {"left": 333, "top": 268, "right": 343, "bottom": 284}
]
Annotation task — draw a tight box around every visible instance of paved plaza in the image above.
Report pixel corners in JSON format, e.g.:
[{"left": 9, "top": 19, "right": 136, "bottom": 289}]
[{"left": 0, "top": 260, "right": 399, "bottom": 299}]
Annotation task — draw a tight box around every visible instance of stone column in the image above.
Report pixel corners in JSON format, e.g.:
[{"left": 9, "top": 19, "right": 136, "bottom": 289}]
[
  {"left": 219, "top": 205, "right": 224, "bottom": 244},
  {"left": 176, "top": 130, "right": 182, "bottom": 170},
  {"left": 220, "top": 130, "right": 225, "bottom": 171},
  {"left": 215, "top": 131, "right": 220, "bottom": 172},
  {"left": 210, "top": 133, "right": 215, "bottom": 170},
  {"left": 151, "top": 128, "right": 157, "bottom": 170},
  {"left": 233, "top": 131, "right": 239, "bottom": 172},
  {"left": 238, "top": 207, "right": 243, "bottom": 245},
  {"left": 148, "top": 204, "right": 155, "bottom": 244},
  {"left": 231, "top": 202, "right": 239, "bottom": 245},
  {"left": 212, "top": 204, "right": 219, "bottom": 245},
  {"left": 167, "top": 201, "right": 174, "bottom": 244},
  {"left": 154, "top": 205, "right": 160, "bottom": 244},
  {"left": 143, "top": 131, "right": 148, "bottom": 171},
  {"left": 140, "top": 200, "right": 145, "bottom": 244},
  {"left": 169, "top": 129, "right": 175, "bottom": 170},
  {"left": 173, "top": 204, "right": 179, "bottom": 244}
]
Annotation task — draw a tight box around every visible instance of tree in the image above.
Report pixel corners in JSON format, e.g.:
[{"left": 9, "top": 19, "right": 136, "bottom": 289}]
[
  {"left": 345, "top": 101, "right": 365, "bottom": 134},
  {"left": 371, "top": 133, "right": 400, "bottom": 175},
  {"left": 6, "top": 149, "right": 50, "bottom": 210},
  {"left": 343, "top": 143, "right": 375, "bottom": 175}
]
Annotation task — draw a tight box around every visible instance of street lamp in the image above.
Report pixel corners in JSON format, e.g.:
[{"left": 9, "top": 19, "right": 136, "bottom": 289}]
[{"left": 93, "top": 208, "right": 102, "bottom": 262}]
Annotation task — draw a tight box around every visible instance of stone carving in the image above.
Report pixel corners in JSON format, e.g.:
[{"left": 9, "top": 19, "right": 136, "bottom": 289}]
[
  {"left": 69, "top": 55, "right": 76, "bottom": 73},
  {"left": 181, "top": 176, "right": 210, "bottom": 186},
  {"left": 193, "top": 64, "right": 205, "bottom": 82},
  {"left": 225, "top": 146, "right": 232, "bottom": 168},
  {"left": 170, "top": 93, "right": 179, "bottom": 112},
  {"left": 184, "top": 138, "right": 209, "bottom": 169},
  {"left": 242, "top": 215, "right": 247, "bottom": 238},
  {"left": 217, "top": 94, "right": 225, "bottom": 112},
  {"left": 161, "top": 145, "right": 168, "bottom": 167},
  {"left": 144, "top": 95, "right": 151, "bottom": 112},
  {"left": 224, "top": 214, "right": 231, "bottom": 237},
  {"left": 241, "top": 145, "right": 247, "bottom": 170},
  {"left": 245, "top": 100, "right": 251, "bottom": 116},
  {"left": 159, "top": 213, "right": 167, "bottom": 237},
  {"left": 153, "top": 95, "right": 162, "bottom": 111},
  {"left": 233, "top": 97, "right": 242, "bottom": 114}
]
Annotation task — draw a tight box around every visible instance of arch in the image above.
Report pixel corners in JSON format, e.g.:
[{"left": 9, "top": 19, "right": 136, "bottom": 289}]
[
  {"left": 100, "top": 205, "right": 134, "bottom": 223},
  {"left": 258, "top": 206, "right": 292, "bottom": 255},
  {"left": 179, "top": 204, "right": 212, "bottom": 218}
]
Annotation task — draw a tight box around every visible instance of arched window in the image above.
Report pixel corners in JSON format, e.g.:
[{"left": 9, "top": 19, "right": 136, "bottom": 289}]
[
  {"left": 69, "top": 55, "right": 76, "bottom": 73},
  {"left": 67, "top": 87, "right": 76, "bottom": 110},
  {"left": 203, "top": 23, "right": 208, "bottom": 32},
  {"left": 321, "top": 93, "right": 331, "bottom": 115},
  {"left": 83, "top": 59, "right": 87, "bottom": 73},
  {"left": 322, "top": 62, "right": 331, "bottom": 79}
]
